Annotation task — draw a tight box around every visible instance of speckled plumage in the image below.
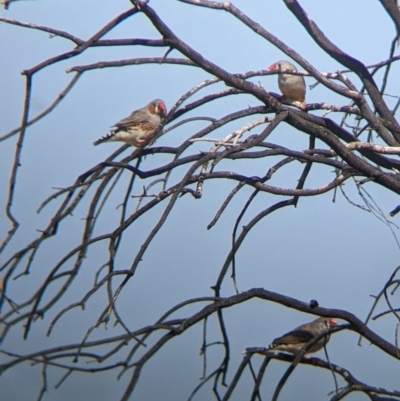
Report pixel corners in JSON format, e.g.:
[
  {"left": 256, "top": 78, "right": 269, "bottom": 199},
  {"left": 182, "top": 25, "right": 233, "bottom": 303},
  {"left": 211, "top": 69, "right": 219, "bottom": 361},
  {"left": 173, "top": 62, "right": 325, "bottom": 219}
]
[{"left": 94, "top": 99, "right": 167, "bottom": 147}]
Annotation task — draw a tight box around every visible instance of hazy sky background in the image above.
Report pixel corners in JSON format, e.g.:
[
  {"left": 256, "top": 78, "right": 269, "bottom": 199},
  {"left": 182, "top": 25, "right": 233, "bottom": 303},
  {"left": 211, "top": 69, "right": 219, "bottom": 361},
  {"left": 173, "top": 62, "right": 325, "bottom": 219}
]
[{"left": 1, "top": 1, "right": 400, "bottom": 400}]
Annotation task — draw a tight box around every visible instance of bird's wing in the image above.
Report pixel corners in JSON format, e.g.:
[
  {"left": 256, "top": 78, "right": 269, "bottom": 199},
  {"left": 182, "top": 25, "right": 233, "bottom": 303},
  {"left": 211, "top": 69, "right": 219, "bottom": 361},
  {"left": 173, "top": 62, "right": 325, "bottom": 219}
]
[
  {"left": 113, "top": 110, "right": 150, "bottom": 130},
  {"left": 272, "top": 329, "right": 314, "bottom": 345}
]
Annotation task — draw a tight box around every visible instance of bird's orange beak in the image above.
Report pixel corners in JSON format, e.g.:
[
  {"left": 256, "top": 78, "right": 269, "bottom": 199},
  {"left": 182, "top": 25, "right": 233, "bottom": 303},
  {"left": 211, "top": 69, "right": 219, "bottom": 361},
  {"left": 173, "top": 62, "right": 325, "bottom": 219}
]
[
  {"left": 267, "top": 63, "right": 277, "bottom": 72},
  {"left": 158, "top": 102, "right": 166, "bottom": 111},
  {"left": 330, "top": 318, "right": 337, "bottom": 326}
]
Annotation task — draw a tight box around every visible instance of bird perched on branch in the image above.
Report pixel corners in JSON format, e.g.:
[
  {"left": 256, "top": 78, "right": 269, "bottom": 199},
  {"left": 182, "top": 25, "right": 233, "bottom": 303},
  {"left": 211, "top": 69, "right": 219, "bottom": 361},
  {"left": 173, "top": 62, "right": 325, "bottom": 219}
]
[
  {"left": 268, "top": 317, "right": 337, "bottom": 355},
  {"left": 267, "top": 60, "right": 307, "bottom": 110},
  {"left": 94, "top": 99, "right": 167, "bottom": 147}
]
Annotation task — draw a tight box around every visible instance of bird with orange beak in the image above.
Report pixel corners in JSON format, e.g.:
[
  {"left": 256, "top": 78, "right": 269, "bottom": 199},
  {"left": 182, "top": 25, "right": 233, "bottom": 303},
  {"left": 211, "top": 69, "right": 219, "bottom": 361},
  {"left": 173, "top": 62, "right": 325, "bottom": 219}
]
[
  {"left": 268, "top": 317, "right": 337, "bottom": 355},
  {"left": 268, "top": 60, "right": 307, "bottom": 110},
  {"left": 94, "top": 99, "right": 167, "bottom": 147}
]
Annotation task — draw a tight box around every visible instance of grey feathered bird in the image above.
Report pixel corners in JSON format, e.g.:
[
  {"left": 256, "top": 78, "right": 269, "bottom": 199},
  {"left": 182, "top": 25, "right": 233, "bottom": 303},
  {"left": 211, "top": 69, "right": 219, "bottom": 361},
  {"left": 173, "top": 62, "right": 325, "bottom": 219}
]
[
  {"left": 94, "top": 99, "right": 167, "bottom": 147},
  {"left": 268, "top": 317, "right": 337, "bottom": 355},
  {"left": 268, "top": 60, "right": 307, "bottom": 110}
]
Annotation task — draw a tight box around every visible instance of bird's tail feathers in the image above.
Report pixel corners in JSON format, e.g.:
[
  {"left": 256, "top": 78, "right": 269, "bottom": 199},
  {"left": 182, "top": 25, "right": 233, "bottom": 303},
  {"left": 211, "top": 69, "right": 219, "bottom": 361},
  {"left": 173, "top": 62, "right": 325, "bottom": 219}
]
[{"left": 93, "top": 130, "right": 117, "bottom": 146}]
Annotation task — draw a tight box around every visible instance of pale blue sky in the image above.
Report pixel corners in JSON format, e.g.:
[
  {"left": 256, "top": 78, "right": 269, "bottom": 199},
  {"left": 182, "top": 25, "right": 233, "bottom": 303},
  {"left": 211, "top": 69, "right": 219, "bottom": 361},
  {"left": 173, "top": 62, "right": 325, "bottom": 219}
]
[{"left": 1, "top": 1, "right": 400, "bottom": 400}]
